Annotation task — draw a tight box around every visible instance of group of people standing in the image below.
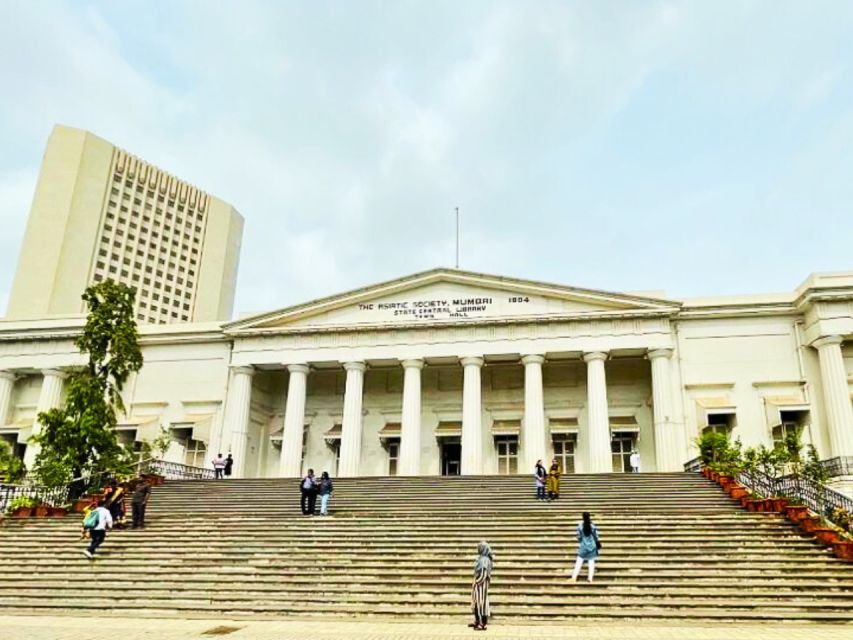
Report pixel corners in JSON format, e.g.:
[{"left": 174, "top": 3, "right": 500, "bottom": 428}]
[
  {"left": 300, "top": 469, "right": 334, "bottom": 516},
  {"left": 212, "top": 453, "right": 234, "bottom": 479},
  {"left": 533, "top": 458, "right": 562, "bottom": 500}
]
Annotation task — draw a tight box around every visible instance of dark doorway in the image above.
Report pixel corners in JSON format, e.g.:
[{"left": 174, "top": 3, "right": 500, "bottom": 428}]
[{"left": 441, "top": 442, "right": 461, "bottom": 476}]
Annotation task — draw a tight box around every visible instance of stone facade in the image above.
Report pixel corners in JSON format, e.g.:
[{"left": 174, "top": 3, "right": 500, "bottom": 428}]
[{"left": 0, "top": 268, "right": 851, "bottom": 478}]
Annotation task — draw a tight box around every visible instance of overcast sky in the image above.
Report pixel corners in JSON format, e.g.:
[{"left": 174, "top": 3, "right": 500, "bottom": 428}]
[{"left": 1, "top": 1, "right": 852, "bottom": 317}]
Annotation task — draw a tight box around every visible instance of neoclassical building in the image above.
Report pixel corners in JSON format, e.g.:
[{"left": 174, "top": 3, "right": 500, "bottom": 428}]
[{"left": 1, "top": 268, "right": 852, "bottom": 478}]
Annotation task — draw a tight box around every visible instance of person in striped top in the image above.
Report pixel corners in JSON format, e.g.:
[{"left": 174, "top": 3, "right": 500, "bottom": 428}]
[{"left": 471, "top": 541, "right": 494, "bottom": 630}]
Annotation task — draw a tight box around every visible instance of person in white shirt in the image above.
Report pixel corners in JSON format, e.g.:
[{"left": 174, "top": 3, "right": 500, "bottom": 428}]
[
  {"left": 629, "top": 450, "right": 640, "bottom": 473},
  {"left": 212, "top": 454, "right": 226, "bottom": 479},
  {"left": 84, "top": 500, "right": 113, "bottom": 559}
]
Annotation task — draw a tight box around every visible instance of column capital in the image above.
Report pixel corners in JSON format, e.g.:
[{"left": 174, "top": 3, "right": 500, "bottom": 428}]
[
  {"left": 582, "top": 351, "right": 608, "bottom": 363},
  {"left": 230, "top": 365, "right": 255, "bottom": 377},
  {"left": 521, "top": 354, "right": 545, "bottom": 366},
  {"left": 460, "top": 356, "right": 484, "bottom": 368},
  {"left": 343, "top": 361, "right": 366, "bottom": 372},
  {"left": 41, "top": 368, "right": 68, "bottom": 380},
  {"left": 401, "top": 358, "right": 424, "bottom": 370},
  {"left": 286, "top": 363, "right": 310, "bottom": 375},
  {"left": 647, "top": 348, "right": 674, "bottom": 360},
  {"left": 0, "top": 371, "right": 17, "bottom": 382},
  {"left": 813, "top": 335, "right": 844, "bottom": 349}
]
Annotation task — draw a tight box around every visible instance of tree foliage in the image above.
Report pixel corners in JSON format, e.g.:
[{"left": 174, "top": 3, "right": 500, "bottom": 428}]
[{"left": 32, "top": 280, "right": 143, "bottom": 486}]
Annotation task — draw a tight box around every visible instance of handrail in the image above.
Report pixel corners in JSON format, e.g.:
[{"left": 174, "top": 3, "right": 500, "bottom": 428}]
[
  {"left": 821, "top": 456, "right": 853, "bottom": 478},
  {"left": 683, "top": 457, "right": 703, "bottom": 473},
  {"left": 138, "top": 458, "right": 215, "bottom": 481},
  {"left": 0, "top": 483, "right": 70, "bottom": 513}
]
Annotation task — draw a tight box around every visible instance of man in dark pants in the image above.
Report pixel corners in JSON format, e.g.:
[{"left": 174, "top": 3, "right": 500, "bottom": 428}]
[
  {"left": 84, "top": 500, "right": 112, "bottom": 560},
  {"left": 300, "top": 469, "right": 317, "bottom": 515},
  {"left": 131, "top": 479, "right": 151, "bottom": 529}
]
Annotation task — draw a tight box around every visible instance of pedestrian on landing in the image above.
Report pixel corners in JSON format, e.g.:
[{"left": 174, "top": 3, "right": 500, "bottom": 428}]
[
  {"left": 212, "top": 453, "right": 226, "bottom": 479},
  {"left": 570, "top": 511, "right": 601, "bottom": 583},
  {"left": 470, "top": 540, "right": 494, "bottom": 631},
  {"left": 547, "top": 457, "right": 562, "bottom": 500},
  {"left": 131, "top": 478, "right": 151, "bottom": 529},
  {"left": 224, "top": 453, "right": 234, "bottom": 478},
  {"left": 318, "top": 471, "right": 334, "bottom": 516},
  {"left": 300, "top": 469, "right": 318, "bottom": 515},
  {"left": 630, "top": 450, "right": 640, "bottom": 473},
  {"left": 83, "top": 499, "right": 113, "bottom": 560},
  {"left": 534, "top": 459, "right": 547, "bottom": 500}
]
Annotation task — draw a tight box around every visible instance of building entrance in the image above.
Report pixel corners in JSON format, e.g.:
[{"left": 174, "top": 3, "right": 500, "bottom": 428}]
[
  {"left": 441, "top": 442, "right": 461, "bottom": 476},
  {"left": 611, "top": 432, "right": 637, "bottom": 473}
]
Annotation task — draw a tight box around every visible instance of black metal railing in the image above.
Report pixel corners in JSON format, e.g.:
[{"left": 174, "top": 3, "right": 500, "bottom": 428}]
[
  {"left": 139, "top": 458, "right": 215, "bottom": 480},
  {"left": 821, "top": 456, "right": 853, "bottom": 477},
  {"left": 683, "top": 457, "right": 703, "bottom": 473},
  {"left": 0, "top": 483, "right": 69, "bottom": 513}
]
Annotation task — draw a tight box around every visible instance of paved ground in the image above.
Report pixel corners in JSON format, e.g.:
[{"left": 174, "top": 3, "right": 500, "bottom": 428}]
[{"left": 2, "top": 616, "right": 853, "bottom": 640}]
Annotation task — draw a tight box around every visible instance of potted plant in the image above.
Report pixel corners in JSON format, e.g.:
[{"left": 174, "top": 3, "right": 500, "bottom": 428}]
[
  {"left": 785, "top": 502, "right": 809, "bottom": 523},
  {"left": 800, "top": 515, "right": 822, "bottom": 533},
  {"left": 6, "top": 496, "right": 37, "bottom": 517},
  {"left": 48, "top": 506, "right": 68, "bottom": 517},
  {"left": 34, "top": 503, "right": 50, "bottom": 517},
  {"left": 813, "top": 527, "right": 842, "bottom": 546},
  {"left": 832, "top": 540, "right": 853, "bottom": 561}
]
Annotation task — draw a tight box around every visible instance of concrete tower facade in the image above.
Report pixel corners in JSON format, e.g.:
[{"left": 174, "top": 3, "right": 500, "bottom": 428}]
[{"left": 6, "top": 125, "right": 243, "bottom": 324}]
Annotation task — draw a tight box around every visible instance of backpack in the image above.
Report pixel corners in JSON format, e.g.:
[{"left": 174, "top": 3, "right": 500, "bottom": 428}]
[{"left": 83, "top": 509, "right": 99, "bottom": 530}]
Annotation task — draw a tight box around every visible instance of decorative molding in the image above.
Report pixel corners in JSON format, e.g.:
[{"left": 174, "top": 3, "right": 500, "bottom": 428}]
[{"left": 683, "top": 382, "right": 736, "bottom": 390}]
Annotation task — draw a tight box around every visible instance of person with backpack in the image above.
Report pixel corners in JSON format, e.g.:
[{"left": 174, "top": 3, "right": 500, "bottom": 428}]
[
  {"left": 571, "top": 511, "right": 601, "bottom": 583},
  {"left": 83, "top": 499, "right": 113, "bottom": 560},
  {"left": 533, "top": 459, "right": 547, "bottom": 500},
  {"left": 318, "top": 471, "right": 334, "bottom": 516},
  {"left": 224, "top": 454, "right": 234, "bottom": 478}
]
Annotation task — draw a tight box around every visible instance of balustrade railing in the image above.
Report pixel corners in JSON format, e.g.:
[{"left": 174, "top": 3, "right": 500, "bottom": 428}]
[
  {"left": 0, "top": 483, "right": 69, "bottom": 513},
  {"left": 138, "top": 458, "right": 215, "bottom": 481},
  {"left": 821, "top": 456, "right": 853, "bottom": 477},
  {"left": 683, "top": 457, "right": 703, "bottom": 473}
]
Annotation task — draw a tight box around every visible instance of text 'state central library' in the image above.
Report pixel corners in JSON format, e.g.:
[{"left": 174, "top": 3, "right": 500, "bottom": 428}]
[{"left": 1, "top": 126, "right": 852, "bottom": 479}]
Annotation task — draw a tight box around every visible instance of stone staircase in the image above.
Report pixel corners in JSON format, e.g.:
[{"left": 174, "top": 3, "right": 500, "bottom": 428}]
[{"left": 0, "top": 473, "right": 852, "bottom": 622}]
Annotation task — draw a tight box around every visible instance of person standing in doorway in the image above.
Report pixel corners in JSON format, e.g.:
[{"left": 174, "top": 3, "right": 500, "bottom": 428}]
[
  {"left": 630, "top": 450, "right": 640, "bottom": 473},
  {"left": 131, "top": 479, "right": 151, "bottom": 529},
  {"left": 534, "top": 459, "right": 547, "bottom": 500},
  {"left": 212, "top": 454, "right": 226, "bottom": 479},
  {"left": 300, "top": 469, "right": 317, "bottom": 515},
  {"left": 571, "top": 512, "right": 601, "bottom": 583},
  {"left": 83, "top": 500, "right": 113, "bottom": 560},
  {"left": 547, "top": 457, "right": 562, "bottom": 501},
  {"left": 470, "top": 541, "right": 494, "bottom": 631},
  {"left": 224, "top": 454, "right": 234, "bottom": 478},
  {"left": 318, "top": 471, "right": 334, "bottom": 516}
]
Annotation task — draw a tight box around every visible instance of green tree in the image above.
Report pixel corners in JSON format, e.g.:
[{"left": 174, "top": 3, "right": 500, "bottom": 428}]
[
  {"left": 32, "top": 280, "right": 143, "bottom": 491},
  {"left": 0, "top": 440, "right": 26, "bottom": 483}
]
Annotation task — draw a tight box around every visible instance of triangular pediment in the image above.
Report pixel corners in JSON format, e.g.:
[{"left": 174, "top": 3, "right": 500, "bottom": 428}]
[{"left": 225, "top": 268, "right": 680, "bottom": 333}]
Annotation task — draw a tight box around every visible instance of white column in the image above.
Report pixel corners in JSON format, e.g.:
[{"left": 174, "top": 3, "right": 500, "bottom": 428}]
[
  {"left": 461, "top": 356, "right": 484, "bottom": 475},
  {"left": 338, "top": 361, "right": 366, "bottom": 477},
  {"left": 0, "top": 371, "right": 15, "bottom": 428},
  {"left": 399, "top": 359, "right": 424, "bottom": 476},
  {"left": 279, "top": 364, "right": 310, "bottom": 477},
  {"left": 522, "top": 355, "right": 547, "bottom": 472},
  {"left": 584, "top": 351, "right": 611, "bottom": 473},
  {"left": 814, "top": 336, "right": 853, "bottom": 456},
  {"left": 648, "top": 348, "right": 675, "bottom": 471},
  {"left": 223, "top": 366, "right": 254, "bottom": 478},
  {"left": 24, "top": 368, "right": 67, "bottom": 468}
]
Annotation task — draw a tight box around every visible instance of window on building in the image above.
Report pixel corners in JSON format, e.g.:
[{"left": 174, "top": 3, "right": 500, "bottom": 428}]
[
  {"left": 495, "top": 435, "right": 518, "bottom": 475},
  {"left": 611, "top": 432, "right": 636, "bottom": 473},
  {"left": 387, "top": 440, "right": 399, "bottom": 476},
  {"left": 703, "top": 413, "right": 734, "bottom": 436},
  {"left": 184, "top": 437, "right": 207, "bottom": 468},
  {"left": 552, "top": 433, "right": 577, "bottom": 474}
]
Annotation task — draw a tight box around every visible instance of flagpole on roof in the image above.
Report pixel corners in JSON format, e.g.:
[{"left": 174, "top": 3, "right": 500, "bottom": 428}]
[{"left": 455, "top": 206, "right": 460, "bottom": 269}]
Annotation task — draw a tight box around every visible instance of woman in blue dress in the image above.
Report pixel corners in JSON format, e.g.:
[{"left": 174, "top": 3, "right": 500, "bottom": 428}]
[{"left": 571, "top": 512, "right": 600, "bottom": 583}]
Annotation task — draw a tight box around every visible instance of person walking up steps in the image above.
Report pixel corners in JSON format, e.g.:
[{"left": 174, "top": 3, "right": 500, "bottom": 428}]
[
  {"left": 83, "top": 500, "right": 113, "bottom": 560},
  {"left": 471, "top": 541, "right": 494, "bottom": 631},
  {"left": 571, "top": 511, "right": 601, "bottom": 583},
  {"left": 534, "top": 459, "right": 547, "bottom": 500}
]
